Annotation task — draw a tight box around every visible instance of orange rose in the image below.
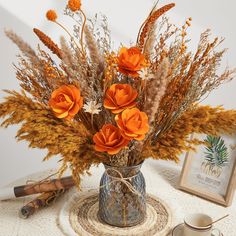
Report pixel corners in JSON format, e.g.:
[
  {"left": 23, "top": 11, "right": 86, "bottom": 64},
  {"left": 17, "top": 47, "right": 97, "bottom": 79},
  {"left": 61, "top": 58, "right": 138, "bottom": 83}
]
[
  {"left": 93, "top": 124, "right": 130, "bottom": 155},
  {"left": 49, "top": 85, "right": 83, "bottom": 119},
  {"left": 115, "top": 108, "right": 149, "bottom": 141},
  {"left": 117, "top": 47, "right": 147, "bottom": 77},
  {"left": 104, "top": 84, "right": 138, "bottom": 114}
]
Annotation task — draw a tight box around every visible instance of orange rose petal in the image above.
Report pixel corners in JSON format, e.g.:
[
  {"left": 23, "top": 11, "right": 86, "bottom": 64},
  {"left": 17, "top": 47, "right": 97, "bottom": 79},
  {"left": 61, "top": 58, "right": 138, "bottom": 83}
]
[
  {"left": 104, "top": 92, "right": 117, "bottom": 106},
  {"left": 126, "top": 107, "right": 139, "bottom": 117},
  {"left": 56, "top": 111, "right": 69, "bottom": 119},
  {"left": 106, "top": 139, "right": 119, "bottom": 147},
  {"left": 130, "top": 55, "right": 140, "bottom": 67},
  {"left": 52, "top": 107, "right": 67, "bottom": 114},
  {"left": 70, "top": 85, "right": 81, "bottom": 99},
  {"left": 126, "top": 120, "right": 141, "bottom": 132},
  {"left": 94, "top": 145, "right": 107, "bottom": 153},
  {"left": 104, "top": 100, "right": 117, "bottom": 109},
  {"left": 135, "top": 126, "right": 149, "bottom": 134},
  {"left": 119, "top": 47, "right": 127, "bottom": 55},
  {"left": 108, "top": 131, "right": 117, "bottom": 142},
  {"left": 51, "top": 99, "right": 70, "bottom": 109},
  {"left": 68, "top": 102, "right": 80, "bottom": 115},
  {"left": 123, "top": 129, "right": 138, "bottom": 137},
  {"left": 115, "top": 114, "right": 123, "bottom": 127},
  {"left": 112, "top": 108, "right": 128, "bottom": 114},
  {"left": 63, "top": 94, "right": 73, "bottom": 103},
  {"left": 118, "top": 68, "right": 139, "bottom": 77},
  {"left": 60, "top": 85, "right": 72, "bottom": 95},
  {"left": 93, "top": 133, "right": 105, "bottom": 145},
  {"left": 109, "top": 84, "right": 117, "bottom": 92},
  {"left": 116, "top": 96, "right": 130, "bottom": 106},
  {"left": 121, "top": 109, "right": 129, "bottom": 123},
  {"left": 53, "top": 102, "right": 71, "bottom": 111},
  {"left": 134, "top": 134, "right": 145, "bottom": 141},
  {"left": 101, "top": 131, "right": 108, "bottom": 143},
  {"left": 107, "top": 148, "right": 121, "bottom": 155}
]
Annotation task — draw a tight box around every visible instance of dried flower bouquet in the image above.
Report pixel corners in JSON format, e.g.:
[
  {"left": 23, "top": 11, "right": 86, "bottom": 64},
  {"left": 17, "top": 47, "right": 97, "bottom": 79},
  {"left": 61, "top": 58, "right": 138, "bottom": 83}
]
[{"left": 1, "top": 0, "right": 236, "bottom": 187}]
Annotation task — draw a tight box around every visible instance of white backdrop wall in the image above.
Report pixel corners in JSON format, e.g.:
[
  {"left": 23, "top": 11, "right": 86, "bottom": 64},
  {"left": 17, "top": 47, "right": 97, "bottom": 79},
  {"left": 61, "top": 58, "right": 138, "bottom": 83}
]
[{"left": 0, "top": 0, "right": 236, "bottom": 186}]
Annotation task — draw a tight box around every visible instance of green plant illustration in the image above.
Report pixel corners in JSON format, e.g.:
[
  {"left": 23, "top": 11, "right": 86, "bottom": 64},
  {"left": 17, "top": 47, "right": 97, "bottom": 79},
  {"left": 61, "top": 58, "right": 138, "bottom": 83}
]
[{"left": 201, "top": 135, "right": 229, "bottom": 178}]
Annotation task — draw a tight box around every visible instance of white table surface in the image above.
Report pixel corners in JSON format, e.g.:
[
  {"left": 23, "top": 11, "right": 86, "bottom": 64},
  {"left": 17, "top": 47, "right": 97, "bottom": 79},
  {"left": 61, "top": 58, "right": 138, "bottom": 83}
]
[{"left": 0, "top": 160, "right": 235, "bottom": 236}]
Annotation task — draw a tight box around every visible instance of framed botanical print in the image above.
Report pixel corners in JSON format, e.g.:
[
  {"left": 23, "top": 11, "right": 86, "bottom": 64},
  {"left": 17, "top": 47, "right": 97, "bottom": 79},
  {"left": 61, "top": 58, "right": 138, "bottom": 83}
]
[{"left": 179, "top": 134, "right": 236, "bottom": 206}]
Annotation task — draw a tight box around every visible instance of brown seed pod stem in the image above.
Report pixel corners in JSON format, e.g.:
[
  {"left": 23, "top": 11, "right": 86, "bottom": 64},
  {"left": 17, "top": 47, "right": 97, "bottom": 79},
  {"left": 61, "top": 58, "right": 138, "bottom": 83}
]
[
  {"left": 33, "top": 28, "right": 62, "bottom": 59},
  {"left": 137, "top": 3, "right": 175, "bottom": 50}
]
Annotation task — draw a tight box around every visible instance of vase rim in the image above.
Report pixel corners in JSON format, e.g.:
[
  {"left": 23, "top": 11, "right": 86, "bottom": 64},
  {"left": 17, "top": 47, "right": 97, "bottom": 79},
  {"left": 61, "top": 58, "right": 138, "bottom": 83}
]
[{"left": 103, "top": 161, "right": 144, "bottom": 170}]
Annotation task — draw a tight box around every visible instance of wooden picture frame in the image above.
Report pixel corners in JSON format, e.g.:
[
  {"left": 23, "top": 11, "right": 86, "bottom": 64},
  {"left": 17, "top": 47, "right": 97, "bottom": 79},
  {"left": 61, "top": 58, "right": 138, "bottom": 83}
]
[{"left": 179, "top": 134, "right": 236, "bottom": 207}]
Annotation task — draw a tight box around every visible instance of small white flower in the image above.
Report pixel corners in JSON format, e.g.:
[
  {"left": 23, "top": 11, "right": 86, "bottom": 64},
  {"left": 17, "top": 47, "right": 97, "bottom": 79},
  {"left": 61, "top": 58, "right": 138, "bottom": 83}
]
[
  {"left": 138, "top": 68, "right": 155, "bottom": 80},
  {"left": 83, "top": 100, "right": 102, "bottom": 115}
]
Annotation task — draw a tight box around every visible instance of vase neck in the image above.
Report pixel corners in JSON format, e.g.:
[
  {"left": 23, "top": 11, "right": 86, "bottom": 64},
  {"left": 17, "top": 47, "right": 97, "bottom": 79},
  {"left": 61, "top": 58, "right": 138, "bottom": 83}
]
[{"left": 103, "top": 163, "right": 143, "bottom": 178}]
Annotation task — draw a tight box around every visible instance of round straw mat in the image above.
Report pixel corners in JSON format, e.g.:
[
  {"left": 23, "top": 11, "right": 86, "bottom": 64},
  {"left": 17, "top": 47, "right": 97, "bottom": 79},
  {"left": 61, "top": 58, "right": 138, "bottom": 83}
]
[{"left": 58, "top": 190, "right": 172, "bottom": 236}]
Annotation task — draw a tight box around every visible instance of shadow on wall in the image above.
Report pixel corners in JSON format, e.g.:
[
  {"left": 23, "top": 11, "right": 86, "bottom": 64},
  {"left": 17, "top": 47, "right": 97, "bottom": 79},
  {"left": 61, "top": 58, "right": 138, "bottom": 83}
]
[
  {"left": 0, "top": 6, "right": 35, "bottom": 91},
  {"left": 0, "top": 6, "right": 60, "bottom": 187}
]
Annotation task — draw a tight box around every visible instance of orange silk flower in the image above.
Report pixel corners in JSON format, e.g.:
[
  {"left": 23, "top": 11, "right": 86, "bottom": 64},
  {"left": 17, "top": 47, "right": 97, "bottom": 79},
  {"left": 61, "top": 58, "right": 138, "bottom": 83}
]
[
  {"left": 115, "top": 108, "right": 149, "bottom": 141},
  {"left": 117, "top": 47, "right": 147, "bottom": 77},
  {"left": 104, "top": 84, "right": 138, "bottom": 114},
  {"left": 93, "top": 124, "right": 130, "bottom": 155},
  {"left": 46, "top": 10, "right": 58, "bottom": 21},
  {"left": 49, "top": 85, "right": 83, "bottom": 119},
  {"left": 68, "top": 0, "right": 81, "bottom": 12}
]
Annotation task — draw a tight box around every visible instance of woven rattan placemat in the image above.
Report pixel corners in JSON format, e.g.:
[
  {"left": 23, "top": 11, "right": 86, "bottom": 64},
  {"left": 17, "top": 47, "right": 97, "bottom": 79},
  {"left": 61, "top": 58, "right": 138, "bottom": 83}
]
[{"left": 58, "top": 190, "right": 172, "bottom": 236}]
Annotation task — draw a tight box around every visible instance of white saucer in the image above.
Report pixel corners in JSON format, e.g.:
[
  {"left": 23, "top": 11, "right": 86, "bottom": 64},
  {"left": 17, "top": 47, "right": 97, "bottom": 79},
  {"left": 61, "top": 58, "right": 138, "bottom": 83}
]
[
  {"left": 172, "top": 223, "right": 224, "bottom": 236},
  {"left": 172, "top": 223, "right": 184, "bottom": 236}
]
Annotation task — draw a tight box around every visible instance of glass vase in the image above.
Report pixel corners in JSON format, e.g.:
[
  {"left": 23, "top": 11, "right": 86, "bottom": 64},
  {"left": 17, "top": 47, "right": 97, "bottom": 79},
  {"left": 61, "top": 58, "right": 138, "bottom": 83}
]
[{"left": 98, "top": 162, "right": 146, "bottom": 227}]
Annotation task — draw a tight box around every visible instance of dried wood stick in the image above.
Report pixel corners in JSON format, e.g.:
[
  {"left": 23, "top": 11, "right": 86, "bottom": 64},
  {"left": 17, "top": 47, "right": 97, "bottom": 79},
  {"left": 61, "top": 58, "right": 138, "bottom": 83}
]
[
  {"left": 0, "top": 176, "right": 74, "bottom": 200},
  {"left": 19, "top": 189, "right": 66, "bottom": 219}
]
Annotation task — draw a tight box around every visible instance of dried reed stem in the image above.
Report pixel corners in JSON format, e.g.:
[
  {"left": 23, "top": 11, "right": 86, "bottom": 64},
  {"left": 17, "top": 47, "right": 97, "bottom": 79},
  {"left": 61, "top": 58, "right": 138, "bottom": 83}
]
[
  {"left": 80, "top": 9, "right": 87, "bottom": 57},
  {"left": 84, "top": 25, "right": 104, "bottom": 74},
  {"left": 5, "top": 30, "right": 37, "bottom": 61},
  {"left": 145, "top": 58, "right": 170, "bottom": 124},
  {"left": 55, "top": 20, "right": 82, "bottom": 55}
]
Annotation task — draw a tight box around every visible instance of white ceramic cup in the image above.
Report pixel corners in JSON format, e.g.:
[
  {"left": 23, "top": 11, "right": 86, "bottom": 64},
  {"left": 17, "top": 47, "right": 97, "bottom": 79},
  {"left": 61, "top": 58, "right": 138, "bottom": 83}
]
[{"left": 184, "top": 213, "right": 221, "bottom": 236}]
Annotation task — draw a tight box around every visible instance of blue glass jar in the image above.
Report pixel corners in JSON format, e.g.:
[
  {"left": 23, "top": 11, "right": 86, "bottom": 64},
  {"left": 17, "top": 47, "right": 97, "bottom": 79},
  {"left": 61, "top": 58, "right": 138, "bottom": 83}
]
[{"left": 98, "top": 162, "right": 146, "bottom": 227}]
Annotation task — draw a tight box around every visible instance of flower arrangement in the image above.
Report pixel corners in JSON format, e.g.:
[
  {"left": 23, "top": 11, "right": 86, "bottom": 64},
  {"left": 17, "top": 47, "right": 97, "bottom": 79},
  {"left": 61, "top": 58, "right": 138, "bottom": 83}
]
[{"left": 1, "top": 0, "right": 236, "bottom": 187}]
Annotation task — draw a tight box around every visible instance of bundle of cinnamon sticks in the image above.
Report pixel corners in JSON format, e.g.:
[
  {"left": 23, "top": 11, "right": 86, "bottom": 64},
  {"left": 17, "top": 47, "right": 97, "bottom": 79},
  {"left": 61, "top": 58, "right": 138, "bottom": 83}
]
[{"left": 0, "top": 176, "right": 75, "bottom": 218}]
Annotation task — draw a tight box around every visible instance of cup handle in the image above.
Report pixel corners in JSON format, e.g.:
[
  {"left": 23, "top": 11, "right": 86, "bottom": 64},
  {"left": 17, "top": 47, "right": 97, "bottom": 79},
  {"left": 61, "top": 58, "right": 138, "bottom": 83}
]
[{"left": 211, "top": 228, "right": 222, "bottom": 236}]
